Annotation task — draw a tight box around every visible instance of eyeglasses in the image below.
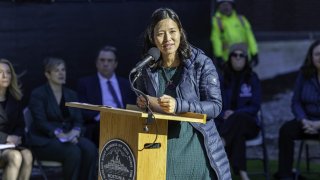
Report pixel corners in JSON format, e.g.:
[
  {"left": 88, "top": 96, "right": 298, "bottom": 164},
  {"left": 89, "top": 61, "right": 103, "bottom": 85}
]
[{"left": 230, "top": 52, "right": 247, "bottom": 59}]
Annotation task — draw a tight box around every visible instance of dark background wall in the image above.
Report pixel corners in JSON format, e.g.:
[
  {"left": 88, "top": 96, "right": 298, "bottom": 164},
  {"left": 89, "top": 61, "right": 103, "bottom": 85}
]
[
  {"left": 233, "top": 0, "right": 320, "bottom": 31},
  {"left": 0, "top": 0, "right": 211, "bottom": 105},
  {"left": 1, "top": 0, "right": 320, "bottom": 105}
]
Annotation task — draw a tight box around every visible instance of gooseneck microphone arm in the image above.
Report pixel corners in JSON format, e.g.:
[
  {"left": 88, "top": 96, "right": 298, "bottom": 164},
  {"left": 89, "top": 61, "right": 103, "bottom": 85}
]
[
  {"left": 129, "top": 47, "right": 160, "bottom": 127},
  {"left": 129, "top": 68, "right": 155, "bottom": 129},
  {"left": 129, "top": 69, "right": 150, "bottom": 112},
  {"left": 129, "top": 47, "right": 161, "bottom": 150}
]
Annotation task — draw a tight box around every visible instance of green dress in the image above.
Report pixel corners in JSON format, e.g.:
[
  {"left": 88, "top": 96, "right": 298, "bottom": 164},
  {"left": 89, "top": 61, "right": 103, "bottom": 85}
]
[{"left": 158, "top": 66, "right": 216, "bottom": 180}]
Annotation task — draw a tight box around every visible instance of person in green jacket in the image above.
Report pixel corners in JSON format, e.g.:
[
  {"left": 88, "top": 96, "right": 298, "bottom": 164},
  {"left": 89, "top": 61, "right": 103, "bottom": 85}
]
[{"left": 210, "top": 0, "right": 259, "bottom": 68}]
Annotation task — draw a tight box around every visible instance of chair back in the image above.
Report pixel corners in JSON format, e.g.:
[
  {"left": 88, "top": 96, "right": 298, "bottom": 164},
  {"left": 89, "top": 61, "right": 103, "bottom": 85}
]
[
  {"left": 245, "top": 109, "right": 270, "bottom": 180},
  {"left": 23, "top": 107, "right": 33, "bottom": 133},
  {"left": 22, "top": 107, "right": 62, "bottom": 180},
  {"left": 246, "top": 131, "right": 263, "bottom": 146}
]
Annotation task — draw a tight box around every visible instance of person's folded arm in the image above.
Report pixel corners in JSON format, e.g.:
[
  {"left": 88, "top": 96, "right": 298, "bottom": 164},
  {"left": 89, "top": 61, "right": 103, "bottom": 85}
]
[
  {"left": 29, "top": 90, "right": 60, "bottom": 137},
  {"left": 291, "top": 73, "right": 307, "bottom": 121},
  {"left": 235, "top": 73, "right": 261, "bottom": 115},
  {"left": 175, "top": 58, "right": 222, "bottom": 119}
]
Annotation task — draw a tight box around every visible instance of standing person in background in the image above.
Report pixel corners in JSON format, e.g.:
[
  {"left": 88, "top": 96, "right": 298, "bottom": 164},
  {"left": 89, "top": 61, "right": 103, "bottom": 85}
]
[
  {"left": 135, "top": 8, "right": 231, "bottom": 180},
  {"left": 0, "top": 59, "right": 33, "bottom": 180},
  {"left": 77, "top": 45, "right": 136, "bottom": 147},
  {"left": 216, "top": 43, "right": 261, "bottom": 180},
  {"left": 210, "top": 0, "right": 259, "bottom": 68},
  {"left": 28, "top": 57, "right": 97, "bottom": 180},
  {"left": 275, "top": 40, "right": 320, "bottom": 180}
]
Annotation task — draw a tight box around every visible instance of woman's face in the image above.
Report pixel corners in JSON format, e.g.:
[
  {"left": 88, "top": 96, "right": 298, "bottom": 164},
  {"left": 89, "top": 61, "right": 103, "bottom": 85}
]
[
  {"left": 312, "top": 44, "right": 320, "bottom": 71},
  {"left": 45, "top": 63, "right": 66, "bottom": 86},
  {"left": 153, "top": 18, "right": 181, "bottom": 57},
  {"left": 0, "top": 63, "right": 12, "bottom": 89},
  {"left": 230, "top": 50, "right": 247, "bottom": 71}
]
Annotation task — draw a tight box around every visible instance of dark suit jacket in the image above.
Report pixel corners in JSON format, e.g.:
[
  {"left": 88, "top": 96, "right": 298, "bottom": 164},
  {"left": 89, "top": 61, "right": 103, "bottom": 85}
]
[
  {"left": 77, "top": 74, "right": 136, "bottom": 123},
  {"left": 28, "top": 83, "right": 83, "bottom": 146},
  {"left": 0, "top": 94, "right": 25, "bottom": 144}
]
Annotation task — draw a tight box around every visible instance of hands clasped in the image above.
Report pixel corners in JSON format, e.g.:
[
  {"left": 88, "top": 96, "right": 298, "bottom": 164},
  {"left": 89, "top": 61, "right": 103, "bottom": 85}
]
[
  {"left": 302, "top": 119, "right": 320, "bottom": 134},
  {"left": 137, "top": 94, "right": 176, "bottom": 114},
  {"left": 7, "top": 135, "right": 22, "bottom": 146},
  {"left": 55, "top": 129, "right": 81, "bottom": 144}
]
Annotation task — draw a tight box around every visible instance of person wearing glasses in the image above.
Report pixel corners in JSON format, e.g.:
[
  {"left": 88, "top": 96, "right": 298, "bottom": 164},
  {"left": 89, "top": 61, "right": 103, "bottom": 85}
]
[
  {"left": 210, "top": 0, "right": 259, "bottom": 68},
  {"left": 216, "top": 43, "right": 261, "bottom": 180}
]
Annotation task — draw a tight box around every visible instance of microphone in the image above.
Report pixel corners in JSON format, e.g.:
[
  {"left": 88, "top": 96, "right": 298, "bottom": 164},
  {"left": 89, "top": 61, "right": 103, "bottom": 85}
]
[{"left": 130, "top": 47, "right": 160, "bottom": 73}]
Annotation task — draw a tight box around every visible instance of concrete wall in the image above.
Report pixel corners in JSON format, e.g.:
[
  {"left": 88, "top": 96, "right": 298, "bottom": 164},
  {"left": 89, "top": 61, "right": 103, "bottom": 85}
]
[{"left": 254, "top": 40, "right": 313, "bottom": 80}]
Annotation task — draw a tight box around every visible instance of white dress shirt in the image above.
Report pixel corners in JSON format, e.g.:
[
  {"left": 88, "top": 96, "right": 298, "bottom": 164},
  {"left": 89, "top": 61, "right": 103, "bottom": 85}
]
[{"left": 95, "top": 72, "right": 123, "bottom": 121}]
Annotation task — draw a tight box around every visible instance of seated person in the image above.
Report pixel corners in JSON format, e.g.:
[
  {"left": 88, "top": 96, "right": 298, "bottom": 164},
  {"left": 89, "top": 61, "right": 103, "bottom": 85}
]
[
  {"left": 0, "top": 59, "right": 33, "bottom": 180},
  {"left": 77, "top": 45, "right": 136, "bottom": 147},
  {"left": 28, "top": 57, "right": 97, "bottom": 180},
  {"left": 275, "top": 40, "right": 320, "bottom": 179},
  {"left": 216, "top": 43, "right": 261, "bottom": 180}
]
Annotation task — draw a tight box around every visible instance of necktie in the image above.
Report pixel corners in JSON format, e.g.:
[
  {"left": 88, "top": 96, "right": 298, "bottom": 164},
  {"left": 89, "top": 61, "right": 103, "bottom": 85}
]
[{"left": 107, "top": 80, "right": 122, "bottom": 108}]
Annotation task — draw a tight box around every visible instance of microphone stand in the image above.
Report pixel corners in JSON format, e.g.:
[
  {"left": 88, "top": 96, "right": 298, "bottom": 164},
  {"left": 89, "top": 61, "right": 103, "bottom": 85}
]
[
  {"left": 129, "top": 68, "right": 155, "bottom": 130},
  {"left": 129, "top": 67, "right": 159, "bottom": 150}
]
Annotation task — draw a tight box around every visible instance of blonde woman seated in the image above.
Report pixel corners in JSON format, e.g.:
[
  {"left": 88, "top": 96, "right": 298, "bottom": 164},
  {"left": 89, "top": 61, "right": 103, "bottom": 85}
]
[{"left": 0, "top": 59, "right": 33, "bottom": 180}]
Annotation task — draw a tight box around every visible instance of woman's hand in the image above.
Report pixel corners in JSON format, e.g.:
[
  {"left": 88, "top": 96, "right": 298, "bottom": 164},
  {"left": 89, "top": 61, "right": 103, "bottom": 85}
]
[
  {"left": 302, "top": 119, "right": 319, "bottom": 134},
  {"left": 158, "top": 95, "right": 176, "bottom": 114},
  {"left": 70, "top": 137, "right": 79, "bottom": 144},
  {"left": 68, "top": 129, "right": 81, "bottom": 139},
  {"left": 223, "top": 110, "right": 234, "bottom": 120},
  {"left": 7, "top": 135, "right": 22, "bottom": 146},
  {"left": 63, "top": 129, "right": 81, "bottom": 144},
  {"left": 55, "top": 132, "right": 69, "bottom": 142},
  {"left": 136, "top": 95, "right": 148, "bottom": 109}
]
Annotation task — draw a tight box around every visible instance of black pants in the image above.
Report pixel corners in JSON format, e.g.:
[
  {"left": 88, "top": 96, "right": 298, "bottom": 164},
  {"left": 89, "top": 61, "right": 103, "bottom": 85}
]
[
  {"left": 217, "top": 112, "right": 259, "bottom": 173},
  {"left": 277, "top": 119, "right": 319, "bottom": 178},
  {"left": 84, "top": 121, "right": 100, "bottom": 147},
  {"left": 32, "top": 137, "right": 98, "bottom": 180}
]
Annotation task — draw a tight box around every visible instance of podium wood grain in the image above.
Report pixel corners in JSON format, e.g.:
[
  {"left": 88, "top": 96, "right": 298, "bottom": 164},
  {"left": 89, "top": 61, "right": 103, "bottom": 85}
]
[{"left": 66, "top": 102, "right": 206, "bottom": 180}]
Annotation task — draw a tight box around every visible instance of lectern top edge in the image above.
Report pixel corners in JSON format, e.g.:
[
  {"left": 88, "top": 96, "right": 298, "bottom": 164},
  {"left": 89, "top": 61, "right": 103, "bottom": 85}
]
[{"left": 66, "top": 102, "right": 206, "bottom": 124}]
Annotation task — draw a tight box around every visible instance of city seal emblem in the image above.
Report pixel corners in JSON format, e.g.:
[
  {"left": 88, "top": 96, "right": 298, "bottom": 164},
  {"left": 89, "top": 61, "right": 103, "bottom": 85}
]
[{"left": 99, "top": 139, "right": 136, "bottom": 180}]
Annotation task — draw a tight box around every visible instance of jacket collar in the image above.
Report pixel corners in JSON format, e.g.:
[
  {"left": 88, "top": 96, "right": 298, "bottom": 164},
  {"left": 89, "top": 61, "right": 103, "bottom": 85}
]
[
  {"left": 215, "top": 10, "right": 237, "bottom": 18},
  {"left": 44, "top": 83, "right": 66, "bottom": 120},
  {"left": 145, "top": 46, "right": 201, "bottom": 96},
  {"left": 310, "top": 74, "right": 320, "bottom": 89}
]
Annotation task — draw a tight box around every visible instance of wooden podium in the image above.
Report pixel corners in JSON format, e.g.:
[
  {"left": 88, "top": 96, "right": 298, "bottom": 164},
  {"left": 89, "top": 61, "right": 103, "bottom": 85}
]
[{"left": 66, "top": 102, "right": 206, "bottom": 180}]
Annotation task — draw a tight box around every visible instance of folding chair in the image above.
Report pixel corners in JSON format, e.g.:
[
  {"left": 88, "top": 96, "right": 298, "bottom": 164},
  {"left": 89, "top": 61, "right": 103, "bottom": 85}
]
[
  {"left": 295, "top": 140, "right": 320, "bottom": 180},
  {"left": 23, "top": 108, "right": 62, "bottom": 180},
  {"left": 246, "top": 110, "right": 270, "bottom": 180}
]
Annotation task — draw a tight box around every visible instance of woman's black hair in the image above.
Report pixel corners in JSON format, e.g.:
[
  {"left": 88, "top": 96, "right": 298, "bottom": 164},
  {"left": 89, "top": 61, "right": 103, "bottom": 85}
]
[
  {"left": 142, "top": 8, "right": 191, "bottom": 61},
  {"left": 301, "top": 40, "right": 320, "bottom": 79}
]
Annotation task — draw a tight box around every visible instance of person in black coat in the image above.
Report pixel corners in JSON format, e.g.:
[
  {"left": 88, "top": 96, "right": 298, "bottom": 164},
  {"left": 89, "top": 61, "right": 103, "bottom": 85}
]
[
  {"left": 0, "top": 59, "right": 33, "bottom": 180},
  {"left": 77, "top": 45, "right": 136, "bottom": 146},
  {"left": 28, "top": 57, "right": 97, "bottom": 180},
  {"left": 216, "top": 43, "right": 261, "bottom": 180}
]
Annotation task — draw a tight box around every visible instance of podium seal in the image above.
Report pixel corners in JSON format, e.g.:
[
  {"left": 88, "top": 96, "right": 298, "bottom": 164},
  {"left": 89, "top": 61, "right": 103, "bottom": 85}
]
[{"left": 99, "top": 139, "right": 136, "bottom": 180}]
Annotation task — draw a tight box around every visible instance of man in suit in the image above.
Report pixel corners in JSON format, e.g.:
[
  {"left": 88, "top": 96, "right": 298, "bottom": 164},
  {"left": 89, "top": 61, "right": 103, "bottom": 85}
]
[{"left": 77, "top": 45, "right": 136, "bottom": 146}]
